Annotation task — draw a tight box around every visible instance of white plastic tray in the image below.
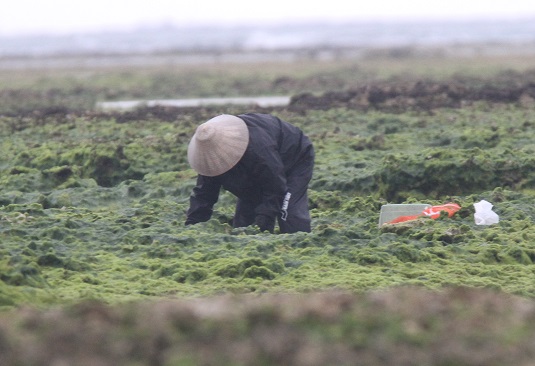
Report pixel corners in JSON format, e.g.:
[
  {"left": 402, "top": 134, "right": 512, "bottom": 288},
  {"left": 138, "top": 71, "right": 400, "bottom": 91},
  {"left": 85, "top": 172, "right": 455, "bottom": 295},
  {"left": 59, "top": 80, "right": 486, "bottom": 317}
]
[{"left": 379, "top": 204, "right": 431, "bottom": 226}]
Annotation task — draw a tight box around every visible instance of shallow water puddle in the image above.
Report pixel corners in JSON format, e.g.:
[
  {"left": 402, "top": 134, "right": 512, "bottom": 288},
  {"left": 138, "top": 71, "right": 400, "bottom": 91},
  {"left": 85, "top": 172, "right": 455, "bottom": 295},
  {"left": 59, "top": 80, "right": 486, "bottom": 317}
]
[{"left": 96, "top": 96, "right": 291, "bottom": 110}]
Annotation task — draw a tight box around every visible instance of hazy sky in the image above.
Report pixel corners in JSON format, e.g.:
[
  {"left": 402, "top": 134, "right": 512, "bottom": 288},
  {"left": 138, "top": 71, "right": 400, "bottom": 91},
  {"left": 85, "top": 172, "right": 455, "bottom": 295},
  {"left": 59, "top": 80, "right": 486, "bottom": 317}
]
[{"left": 2, "top": 0, "right": 535, "bottom": 36}]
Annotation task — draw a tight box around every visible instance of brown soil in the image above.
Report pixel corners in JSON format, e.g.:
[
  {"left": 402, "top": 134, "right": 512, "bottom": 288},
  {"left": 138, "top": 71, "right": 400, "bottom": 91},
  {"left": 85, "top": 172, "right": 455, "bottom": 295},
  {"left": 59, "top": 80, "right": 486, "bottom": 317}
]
[
  {"left": 289, "top": 79, "right": 535, "bottom": 113},
  {"left": 2, "top": 287, "right": 535, "bottom": 366}
]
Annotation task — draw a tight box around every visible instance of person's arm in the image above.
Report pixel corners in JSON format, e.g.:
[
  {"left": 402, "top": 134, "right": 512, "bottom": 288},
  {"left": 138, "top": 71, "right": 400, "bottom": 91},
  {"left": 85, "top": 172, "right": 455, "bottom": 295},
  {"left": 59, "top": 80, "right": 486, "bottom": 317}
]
[{"left": 185, "top": 175, "right": 221, "bottom": 225}]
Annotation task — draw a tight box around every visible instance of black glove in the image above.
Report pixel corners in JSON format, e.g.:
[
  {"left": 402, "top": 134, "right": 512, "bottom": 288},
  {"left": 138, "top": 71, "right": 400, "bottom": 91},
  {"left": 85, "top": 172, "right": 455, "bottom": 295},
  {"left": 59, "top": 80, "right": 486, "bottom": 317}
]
[{"left": 255, "top": 215, "right": 275, "bottom": 233}]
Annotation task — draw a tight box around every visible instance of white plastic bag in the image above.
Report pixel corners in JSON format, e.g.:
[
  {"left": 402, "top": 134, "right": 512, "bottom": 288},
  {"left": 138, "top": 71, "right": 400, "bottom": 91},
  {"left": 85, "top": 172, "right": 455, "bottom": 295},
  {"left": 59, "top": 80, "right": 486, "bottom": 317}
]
[{"left": 473, "top": 200, "right": 499, "bottom": 225}]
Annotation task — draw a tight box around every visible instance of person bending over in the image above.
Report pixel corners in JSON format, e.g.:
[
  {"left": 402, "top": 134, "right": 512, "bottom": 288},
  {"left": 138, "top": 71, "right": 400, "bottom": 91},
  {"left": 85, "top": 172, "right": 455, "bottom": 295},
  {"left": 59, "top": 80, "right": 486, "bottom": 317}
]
[{"left": 185, "top": 113, "right": 314, "bottom": 233}]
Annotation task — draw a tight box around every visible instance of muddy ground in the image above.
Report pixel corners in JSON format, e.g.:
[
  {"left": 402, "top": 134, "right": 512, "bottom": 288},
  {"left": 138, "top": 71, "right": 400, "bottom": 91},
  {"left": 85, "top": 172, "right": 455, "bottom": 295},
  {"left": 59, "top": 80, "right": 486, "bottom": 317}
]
[
  {"left": 19, "top": 75, "right": 530, "bottom": 128},
  {"left": 2, "top": 287, "right": 535, "bottom": 366},
  {"left": 3, "top": 66, "right": 535, "bottom": 119},
  {"left": 289, "top": 77, "right": 535, "bottom": 113}
]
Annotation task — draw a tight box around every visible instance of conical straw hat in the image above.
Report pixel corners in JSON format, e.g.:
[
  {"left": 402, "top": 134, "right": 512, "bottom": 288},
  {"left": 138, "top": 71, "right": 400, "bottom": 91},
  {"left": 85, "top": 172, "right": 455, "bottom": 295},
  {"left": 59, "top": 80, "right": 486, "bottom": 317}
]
[{"left": 187, "top": 114, "right": 249, "bottom": 176}]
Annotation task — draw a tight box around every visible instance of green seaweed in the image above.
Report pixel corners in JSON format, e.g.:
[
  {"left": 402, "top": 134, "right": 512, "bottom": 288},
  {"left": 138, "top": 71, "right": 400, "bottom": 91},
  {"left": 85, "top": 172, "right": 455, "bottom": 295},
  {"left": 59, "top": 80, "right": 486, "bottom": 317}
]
[{"left": 2, "top": 59, "right": 535, "bottom": 310}]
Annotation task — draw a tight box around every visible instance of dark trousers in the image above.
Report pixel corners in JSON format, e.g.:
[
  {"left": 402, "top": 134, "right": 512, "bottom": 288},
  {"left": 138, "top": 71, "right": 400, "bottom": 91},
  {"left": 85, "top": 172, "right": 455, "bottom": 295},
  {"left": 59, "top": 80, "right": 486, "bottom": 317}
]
[{"left": 233, "top": 149, "right": 314, "bottom": 233}]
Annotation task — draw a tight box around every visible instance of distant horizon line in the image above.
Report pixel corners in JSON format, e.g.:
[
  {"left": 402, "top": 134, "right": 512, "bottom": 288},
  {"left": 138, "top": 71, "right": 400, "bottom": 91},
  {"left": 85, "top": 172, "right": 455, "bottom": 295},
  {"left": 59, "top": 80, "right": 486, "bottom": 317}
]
[{"left": 2, "top": 15, "right": 535, "bottom": 38}]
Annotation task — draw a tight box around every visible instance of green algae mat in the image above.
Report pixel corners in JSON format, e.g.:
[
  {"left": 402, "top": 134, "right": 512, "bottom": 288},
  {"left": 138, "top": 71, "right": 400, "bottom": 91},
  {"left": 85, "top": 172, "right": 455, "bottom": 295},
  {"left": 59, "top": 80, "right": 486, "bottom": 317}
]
[{"left": 2, "top": 94, "right": 535, "bottom": 309}]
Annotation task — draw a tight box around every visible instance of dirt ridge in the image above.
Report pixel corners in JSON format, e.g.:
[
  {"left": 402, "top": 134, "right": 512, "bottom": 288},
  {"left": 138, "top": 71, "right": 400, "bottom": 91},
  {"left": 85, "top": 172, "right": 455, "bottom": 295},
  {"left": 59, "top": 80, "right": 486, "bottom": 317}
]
[
  {"left": 1, "top": 287, "right": 534, "bottom": 366},
  {"left": 290, "top": 79, "right": 535, "bottom": 112}
]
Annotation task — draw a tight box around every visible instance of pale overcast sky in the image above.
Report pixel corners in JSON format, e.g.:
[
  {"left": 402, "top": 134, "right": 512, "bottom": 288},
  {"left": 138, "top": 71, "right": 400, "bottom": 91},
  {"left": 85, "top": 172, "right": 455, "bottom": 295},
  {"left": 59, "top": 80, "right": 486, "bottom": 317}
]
[{"left": 2, "top": 0, "right": 535, "bottom": 36}]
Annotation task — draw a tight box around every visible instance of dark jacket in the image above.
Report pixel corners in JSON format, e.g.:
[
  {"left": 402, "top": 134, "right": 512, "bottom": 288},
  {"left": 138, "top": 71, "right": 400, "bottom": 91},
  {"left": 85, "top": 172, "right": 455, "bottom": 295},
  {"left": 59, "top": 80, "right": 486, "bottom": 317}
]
[{"left": 186, "top": 113, "right": 313, "bottom": 225}]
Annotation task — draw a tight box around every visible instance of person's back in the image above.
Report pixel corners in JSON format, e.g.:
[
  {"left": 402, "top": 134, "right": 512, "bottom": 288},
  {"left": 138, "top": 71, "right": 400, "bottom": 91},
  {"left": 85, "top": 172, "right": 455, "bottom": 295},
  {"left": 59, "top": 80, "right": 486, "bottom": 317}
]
[{"left": 238, "top": 113, "right": 312, "bottom": 174}]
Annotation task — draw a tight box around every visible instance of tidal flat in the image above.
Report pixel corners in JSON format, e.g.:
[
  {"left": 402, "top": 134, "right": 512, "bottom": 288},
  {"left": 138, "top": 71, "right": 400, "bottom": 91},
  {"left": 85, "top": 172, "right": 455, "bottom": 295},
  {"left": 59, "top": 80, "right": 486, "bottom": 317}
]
[{"left": 1, "top": 48, "right": 535, "bottom": 364}]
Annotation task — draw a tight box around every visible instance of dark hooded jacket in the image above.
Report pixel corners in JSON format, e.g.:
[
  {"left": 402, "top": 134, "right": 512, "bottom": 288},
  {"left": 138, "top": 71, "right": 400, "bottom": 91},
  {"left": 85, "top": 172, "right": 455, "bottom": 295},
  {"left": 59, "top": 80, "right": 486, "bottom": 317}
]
[{"left": 186, "top": 113, "right": 313, "bottom": 225}]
